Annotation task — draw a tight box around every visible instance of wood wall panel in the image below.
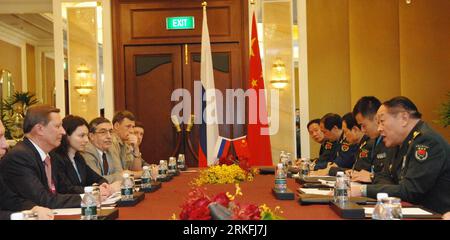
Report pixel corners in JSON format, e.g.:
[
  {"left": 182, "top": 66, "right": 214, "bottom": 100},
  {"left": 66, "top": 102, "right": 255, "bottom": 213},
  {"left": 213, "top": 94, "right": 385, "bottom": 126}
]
[{"left": 119, "top": 0, "right": 241, "bottom": 45}]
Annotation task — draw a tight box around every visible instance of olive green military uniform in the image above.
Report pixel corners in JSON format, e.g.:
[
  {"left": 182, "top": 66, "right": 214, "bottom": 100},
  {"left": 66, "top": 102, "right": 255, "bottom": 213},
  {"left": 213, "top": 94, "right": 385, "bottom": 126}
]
[
  {"left": 366, "top": 121, "right": 450, "bottom": 214},
  {"left": 314, "top": 133, "right": 343, "bottom": 170},
  {"left": 370, "top": 136, "right": 396, "bottom": 184},
  {"left": 329, "top": 135, "right": 370, "bottom": 176}
]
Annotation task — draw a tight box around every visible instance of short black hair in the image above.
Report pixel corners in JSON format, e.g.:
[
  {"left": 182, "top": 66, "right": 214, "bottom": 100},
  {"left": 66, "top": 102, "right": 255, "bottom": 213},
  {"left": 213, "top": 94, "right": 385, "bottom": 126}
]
[
  {"left": 383, "top": 96, "right": 422, "bottom": 119},
  {"left": 55, "top": 115, "right": 89, "bottom": 156},
  {"left": 88, "top": 117, "right": 111, "bottom": 133},
  {"left": 112, "top": 110, "right": 136, "bottom": 125},
  {"left": 320, "top": 113, "right": 342, "bottom": 130},
  {"left": 307, "top": 119, "right": 321, "bottom": 130},
  {"left": 342, "top": 112, "right": 361, "bottom": 130},
  {"left": 352, "top": 96, "right": 381, "bottom": 119}
]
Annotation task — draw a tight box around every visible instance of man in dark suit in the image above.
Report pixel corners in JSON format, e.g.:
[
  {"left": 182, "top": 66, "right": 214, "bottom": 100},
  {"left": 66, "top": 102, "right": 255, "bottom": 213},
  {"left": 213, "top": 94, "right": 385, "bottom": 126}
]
[
  {"left": 0, "top": 119, "right": 53, "bottom": 219},
  {"left": 0, "top": 105, "right": 82, "bottom": 209}
]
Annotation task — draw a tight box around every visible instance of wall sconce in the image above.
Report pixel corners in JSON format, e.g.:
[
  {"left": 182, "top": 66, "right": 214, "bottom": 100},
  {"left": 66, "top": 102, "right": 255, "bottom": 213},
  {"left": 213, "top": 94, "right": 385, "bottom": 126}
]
[
  {"left": 74, "top": 64, "right": 93, "bottom": 101},
  {"left": 270, "top": 58, "right": 288, "bottom": 89}
]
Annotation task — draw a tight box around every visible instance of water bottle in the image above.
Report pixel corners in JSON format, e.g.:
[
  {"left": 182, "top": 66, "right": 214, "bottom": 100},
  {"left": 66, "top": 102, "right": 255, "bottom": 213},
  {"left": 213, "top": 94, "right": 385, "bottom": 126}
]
[
  {"left": 121, "top": 173, "right": 134, "bottom": 201},
  {"left": 279, "top": 151, "right": 288, "bottom": 172},
  {"left": 91, "top": 183, "right": 101, "bottom": 211},
  {"left": 372, "top": 193, "right": 388, "bottom": 220},
  {"left": 274, "top": 163, "right": 287, "bottom": 192},
  {"left": 300, "top": 159, "right": 311, "bottom": 178},
  {"left": 81, "top": 186, "right": 98, "bottom": 220},
  {"left": 381, "top": 197, "right": 403, "bottom": 220},
  {"left": 334, "top": 171, "right": 349, "bottom": 204},
  {"left": 141, "top": 166, "right": 151, "bottom": 189},
  {"left": 158, "top": 160, "right": 168, "bottom": 179},
  {"left": 168, "top": 157, "right": 177, "bottom": 174},
  {"left": 177, "top": 154, "right": 186, "bottom": 170},
  {"left": 286, "top": 153, "right": 293, "bottom": 167}
]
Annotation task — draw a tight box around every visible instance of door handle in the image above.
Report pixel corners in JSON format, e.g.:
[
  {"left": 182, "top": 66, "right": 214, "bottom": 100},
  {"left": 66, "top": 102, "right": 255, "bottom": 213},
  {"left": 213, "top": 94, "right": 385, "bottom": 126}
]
[{"left": 184, "top": 44, "right": 189, "bottom": 65}]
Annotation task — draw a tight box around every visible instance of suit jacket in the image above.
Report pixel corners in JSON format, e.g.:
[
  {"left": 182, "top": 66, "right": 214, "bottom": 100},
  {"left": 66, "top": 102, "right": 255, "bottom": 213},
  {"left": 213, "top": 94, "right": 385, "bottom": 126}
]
[
  {"left": 0, "top": 176, "right": 36, "bottom": 220},
  {"left": 51, "top": 151, "right": 108, "bottom": 192},
  {"left": 81, "top": 142, "right": 123, "bottom": 183},
  {"left": 0, "top": 138, "right": 82, "bottom": 209},
  {"left": 110, "top": 133, "right": 134, "bottom": 170}
]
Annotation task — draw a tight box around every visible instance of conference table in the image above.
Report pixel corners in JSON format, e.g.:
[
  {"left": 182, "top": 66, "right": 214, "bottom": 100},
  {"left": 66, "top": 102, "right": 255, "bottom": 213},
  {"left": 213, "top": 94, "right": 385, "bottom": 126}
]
[{"left": 116, "top": 169, "right": 342, "bottom": 220}]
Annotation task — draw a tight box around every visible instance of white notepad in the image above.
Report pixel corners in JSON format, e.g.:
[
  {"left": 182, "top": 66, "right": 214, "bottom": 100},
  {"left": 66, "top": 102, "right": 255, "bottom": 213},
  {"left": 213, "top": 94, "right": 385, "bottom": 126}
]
[
  {"left": 52, "top": 207, "right": 116, "bottom": 216},
  {"left": 299, "top": 188, "right": 332, "bottom": 195}
]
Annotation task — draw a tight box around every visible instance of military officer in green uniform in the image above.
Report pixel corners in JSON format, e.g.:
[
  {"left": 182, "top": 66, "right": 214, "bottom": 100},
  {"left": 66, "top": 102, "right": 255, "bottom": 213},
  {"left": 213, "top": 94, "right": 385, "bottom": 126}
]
[
  {"left": 351, "top": 96, "right": 450, "bottom": 214},
  {"left": 313, "top": 113, "right": 343, "bottom": 170},
  {"left": 329, "top": 113, "right": 367, "bottom": 176},
  {"left": 307, "top": 119, "right": 325, "bottom": 154},
  {"left": 351, "top": 96, "right": 395, "bottom": 184}
]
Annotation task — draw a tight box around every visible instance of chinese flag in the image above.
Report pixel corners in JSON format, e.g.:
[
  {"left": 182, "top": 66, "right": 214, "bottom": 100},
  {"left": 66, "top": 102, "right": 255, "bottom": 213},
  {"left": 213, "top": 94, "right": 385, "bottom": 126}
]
[
  {"left": 247, "top": 12, "right": 273, "bottom": 166},
  {"left": 232, "top": 137, "right": 251, "bottom": 160}
]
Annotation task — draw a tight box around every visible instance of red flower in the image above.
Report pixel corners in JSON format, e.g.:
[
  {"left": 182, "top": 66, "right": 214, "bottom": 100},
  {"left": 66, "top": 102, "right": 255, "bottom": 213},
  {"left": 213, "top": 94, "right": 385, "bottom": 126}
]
[
  {"left": 188, "top": 206, "right": 212, "bottom": 220},
  {"left": 232, "top": 203, "right": 261, "bottom": 220},
  {"left": 219, "top": 155, "right": 237, "bottom": 166},
  {"left": 179, "top": 188, "right": 213, "bottom": 220},
  {"left": 211, "top": 192, "right": 230, "bottom": 208}
]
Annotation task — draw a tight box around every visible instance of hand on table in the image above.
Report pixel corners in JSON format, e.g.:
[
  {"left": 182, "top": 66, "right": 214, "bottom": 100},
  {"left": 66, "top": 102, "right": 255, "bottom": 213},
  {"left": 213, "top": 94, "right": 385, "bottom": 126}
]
[
  {"left": 443, "top": 212, "right": 450, "bottom": 220},
  {"left": 351, "top": 170, "right": 372, "bottom": 183},
  {"left": 99, "top": 182, "right": 112, "bottom": 197},
  {"left": 31, "top": 206, "right": 54, "bottom": 220},
  {"left": 350, "top": 184, "right": 363, "bottom": 197}
]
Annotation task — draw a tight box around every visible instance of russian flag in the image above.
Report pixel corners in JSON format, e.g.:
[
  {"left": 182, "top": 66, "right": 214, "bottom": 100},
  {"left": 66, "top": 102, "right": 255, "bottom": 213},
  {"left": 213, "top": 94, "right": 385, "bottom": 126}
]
[
  {"left": 198, "top": 3, "right": 219, "bottom": 167},
  {"left": 213, "top": 137, "right": 231, "bottom": 162}
]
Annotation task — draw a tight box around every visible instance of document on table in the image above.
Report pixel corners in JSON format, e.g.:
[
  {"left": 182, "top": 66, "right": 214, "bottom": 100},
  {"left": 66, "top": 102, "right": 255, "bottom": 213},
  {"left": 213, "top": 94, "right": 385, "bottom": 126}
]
[
  {"left": 52, "top": 208, "right": 81, "bottom": 216},
  {"left": 363, "top": 207, "right": 433, "bottom": 216},
  {"left": 299, "top": 188, "right": 332, "bottom": 195},
  {"left": 317, "top": 179, "right": 335, "bottom": 187}
]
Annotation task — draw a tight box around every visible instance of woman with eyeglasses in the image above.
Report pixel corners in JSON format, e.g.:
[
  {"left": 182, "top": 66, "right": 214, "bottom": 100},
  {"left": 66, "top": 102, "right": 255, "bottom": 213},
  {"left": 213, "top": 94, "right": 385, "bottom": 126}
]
[{"left": 52, "top": 115, "right": 113, "bottom": 198}]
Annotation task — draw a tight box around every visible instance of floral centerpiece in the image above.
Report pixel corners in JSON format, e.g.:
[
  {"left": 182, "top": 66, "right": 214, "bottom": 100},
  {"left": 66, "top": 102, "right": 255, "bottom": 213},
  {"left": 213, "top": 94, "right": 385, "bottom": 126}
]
[
  {"left": 192, "top": 155, "right": 259, "bottom": 186},
  {"left": 174, "top": 184, "right": 283, "bottom": 220}
]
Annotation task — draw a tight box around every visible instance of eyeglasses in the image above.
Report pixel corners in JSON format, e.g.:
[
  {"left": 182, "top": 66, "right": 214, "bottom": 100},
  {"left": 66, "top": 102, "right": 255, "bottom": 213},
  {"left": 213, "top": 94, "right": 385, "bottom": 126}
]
[{"left": 94, "top": 129, "right": 113, "bottom": 135}]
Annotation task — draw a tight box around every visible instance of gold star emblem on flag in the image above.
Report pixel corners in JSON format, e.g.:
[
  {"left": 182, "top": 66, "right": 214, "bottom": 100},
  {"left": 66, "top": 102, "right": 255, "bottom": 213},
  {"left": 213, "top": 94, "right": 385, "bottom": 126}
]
[{"left": 251, "top": 79, "right": 258, "bottom": 88}]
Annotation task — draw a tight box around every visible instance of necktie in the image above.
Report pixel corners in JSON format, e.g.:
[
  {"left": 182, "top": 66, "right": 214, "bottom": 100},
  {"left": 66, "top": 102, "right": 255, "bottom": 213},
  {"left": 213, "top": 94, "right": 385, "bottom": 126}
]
[
  {"left": 102, "top": 152, "right": 109, "bottom": 175},
  {"left": 44, "top": 156, "right": 56, "bottom": 193}
]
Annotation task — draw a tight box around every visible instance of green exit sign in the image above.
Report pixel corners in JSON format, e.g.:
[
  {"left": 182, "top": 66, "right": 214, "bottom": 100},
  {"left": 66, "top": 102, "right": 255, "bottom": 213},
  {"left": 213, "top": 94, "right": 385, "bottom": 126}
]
[{"left": 166, "top": 16, "right": 195, "bottom": 30}]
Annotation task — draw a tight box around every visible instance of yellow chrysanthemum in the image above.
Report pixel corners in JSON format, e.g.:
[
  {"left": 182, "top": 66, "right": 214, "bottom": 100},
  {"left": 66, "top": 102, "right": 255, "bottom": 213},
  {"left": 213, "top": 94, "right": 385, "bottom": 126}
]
[{"left": 192, "top": 164, "right": 255, "bottom": 186}]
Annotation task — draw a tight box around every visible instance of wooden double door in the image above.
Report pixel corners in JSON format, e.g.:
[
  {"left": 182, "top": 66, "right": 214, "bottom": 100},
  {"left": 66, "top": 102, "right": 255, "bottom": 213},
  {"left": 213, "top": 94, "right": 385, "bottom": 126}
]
[{"left": 124, "top": 43, "right": 245, "bottom": 166}]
